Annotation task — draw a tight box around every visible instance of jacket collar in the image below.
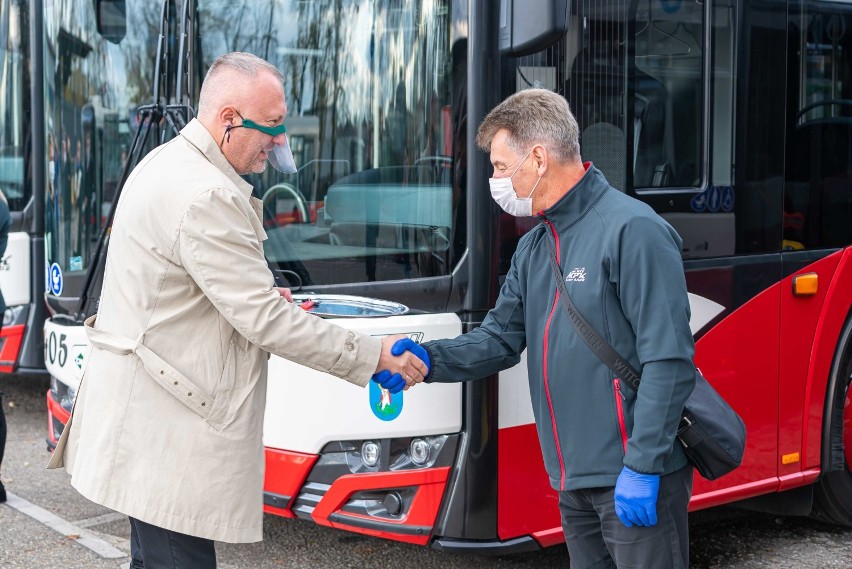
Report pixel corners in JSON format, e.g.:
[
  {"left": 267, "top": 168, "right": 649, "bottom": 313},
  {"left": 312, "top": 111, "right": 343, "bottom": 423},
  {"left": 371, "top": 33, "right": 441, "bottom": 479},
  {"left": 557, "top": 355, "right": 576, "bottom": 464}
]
[
  {"left": 179, "top": 118, "right": 254, "bottom": 200},
  {"left": 538, "top": 162, "right": 610, "bottom": 230}
]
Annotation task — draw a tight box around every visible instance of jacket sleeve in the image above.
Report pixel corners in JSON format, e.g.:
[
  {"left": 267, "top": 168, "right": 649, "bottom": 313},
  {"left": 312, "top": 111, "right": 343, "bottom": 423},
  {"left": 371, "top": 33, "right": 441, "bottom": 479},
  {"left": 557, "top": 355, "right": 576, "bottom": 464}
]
[
  {"left": 178, "top": 187, "right": 381, "bottom": 387},
  {"left": 611, "top": 215, "right": 696, "bottom": 473},
  {"left": 424, "top": 245, "right": 527, "bottom": 382}
]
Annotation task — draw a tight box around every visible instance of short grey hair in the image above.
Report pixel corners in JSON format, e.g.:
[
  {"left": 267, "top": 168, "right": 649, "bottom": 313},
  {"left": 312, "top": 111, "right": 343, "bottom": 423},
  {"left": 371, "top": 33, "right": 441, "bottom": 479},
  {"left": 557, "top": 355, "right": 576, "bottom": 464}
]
[
  {"left": 475, "top": 88, "right": 580, "bottom": 163},
  {"left": 197, "top": 52, "right": 284, "bottom": 115}
]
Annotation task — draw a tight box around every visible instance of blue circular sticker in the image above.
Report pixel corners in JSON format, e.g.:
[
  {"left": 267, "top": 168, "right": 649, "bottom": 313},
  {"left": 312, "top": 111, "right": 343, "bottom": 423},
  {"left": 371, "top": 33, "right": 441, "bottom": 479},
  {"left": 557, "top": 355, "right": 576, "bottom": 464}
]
[
  {"left": 707, "top": 185, "right": 721, "bottom": 213},
  {"left": 49, "top": 263, "right": 63, "bottom": 296},
  {"left": 369, "top": 380, "right": 403, "bottom": 421},
  {"left": 690, "top": 190, "right": 707, "bottom": 212},
  {"left": 721, "top": 185, "right": 735, "bottom": 212}
]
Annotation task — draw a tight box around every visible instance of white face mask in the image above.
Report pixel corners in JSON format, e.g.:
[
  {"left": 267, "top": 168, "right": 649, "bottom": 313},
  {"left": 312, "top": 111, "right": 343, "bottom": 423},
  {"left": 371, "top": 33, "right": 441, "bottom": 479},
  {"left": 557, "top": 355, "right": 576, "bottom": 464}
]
[{"left": 488, "top": 150, "right": 542, "bottom": 217}]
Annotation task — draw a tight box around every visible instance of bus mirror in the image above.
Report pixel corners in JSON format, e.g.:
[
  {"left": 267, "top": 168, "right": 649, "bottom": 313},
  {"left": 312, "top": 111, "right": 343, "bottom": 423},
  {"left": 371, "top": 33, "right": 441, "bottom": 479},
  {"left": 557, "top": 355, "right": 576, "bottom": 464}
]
[
  {"left": 499, "top": 0, "right": 569, "bottom": 56},
  {"left": 94, "top": 0, "right": 127, "bottom": 44}
]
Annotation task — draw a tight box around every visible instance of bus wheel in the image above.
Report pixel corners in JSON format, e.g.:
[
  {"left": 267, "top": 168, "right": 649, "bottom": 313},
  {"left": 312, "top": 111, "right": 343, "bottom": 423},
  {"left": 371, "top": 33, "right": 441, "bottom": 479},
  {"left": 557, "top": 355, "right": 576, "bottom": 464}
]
[{"left": 812, "top": 320, "right": 852, "bottom": 526}]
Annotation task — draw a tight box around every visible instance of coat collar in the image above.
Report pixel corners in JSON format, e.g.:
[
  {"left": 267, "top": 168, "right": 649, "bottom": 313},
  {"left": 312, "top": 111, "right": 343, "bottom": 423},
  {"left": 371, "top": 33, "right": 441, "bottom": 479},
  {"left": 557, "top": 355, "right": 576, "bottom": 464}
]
[
  {"left": 538, "top": 162, "right": 610, "bottom": 230},
  {"left": 179, "top": 118, "right": 254, "bottom": 200}
]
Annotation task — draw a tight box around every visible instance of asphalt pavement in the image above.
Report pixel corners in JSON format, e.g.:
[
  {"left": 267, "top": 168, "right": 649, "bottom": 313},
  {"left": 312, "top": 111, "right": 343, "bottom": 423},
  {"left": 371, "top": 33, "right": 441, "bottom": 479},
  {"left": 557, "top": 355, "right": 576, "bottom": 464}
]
[{"left": 2, "top": 372, "right": 852, "bottom": 568}]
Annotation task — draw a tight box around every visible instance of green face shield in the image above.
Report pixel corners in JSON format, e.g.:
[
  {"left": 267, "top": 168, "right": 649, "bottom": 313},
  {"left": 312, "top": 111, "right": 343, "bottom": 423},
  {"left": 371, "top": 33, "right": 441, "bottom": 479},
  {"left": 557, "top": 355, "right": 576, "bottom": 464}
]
[{"left": 227, "top": 112, "right": 297, "bottom": 174}]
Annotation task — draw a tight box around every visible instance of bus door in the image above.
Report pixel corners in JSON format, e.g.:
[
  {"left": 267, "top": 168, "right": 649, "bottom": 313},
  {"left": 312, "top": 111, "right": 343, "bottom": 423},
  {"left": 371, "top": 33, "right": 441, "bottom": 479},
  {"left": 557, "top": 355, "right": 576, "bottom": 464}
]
[
  {"left": 0, "top": 0, "right": 42, "bottom": 373},
  {"left": 781, "top": 0, "right": 852, "bottom": 500},
  {"left": 496, "top": 0, "right": 790, "bottom": 526},
  {"left": 45, "top": 0, "right": 183, "bottom": 446}
]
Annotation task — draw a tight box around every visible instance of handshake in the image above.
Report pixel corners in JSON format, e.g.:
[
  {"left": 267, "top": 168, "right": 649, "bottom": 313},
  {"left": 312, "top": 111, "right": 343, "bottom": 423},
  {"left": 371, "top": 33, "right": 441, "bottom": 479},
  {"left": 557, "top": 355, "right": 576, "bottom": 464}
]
[{"left": 372, "top": 336, "right": 431, "bottom": 394}]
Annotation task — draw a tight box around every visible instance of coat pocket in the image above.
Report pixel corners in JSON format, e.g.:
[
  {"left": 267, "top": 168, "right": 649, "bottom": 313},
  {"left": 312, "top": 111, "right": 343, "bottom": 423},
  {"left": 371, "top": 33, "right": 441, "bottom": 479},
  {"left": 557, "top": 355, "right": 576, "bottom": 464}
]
[{"left": 204, "top": 332, "right": 252, "bottom": 432}]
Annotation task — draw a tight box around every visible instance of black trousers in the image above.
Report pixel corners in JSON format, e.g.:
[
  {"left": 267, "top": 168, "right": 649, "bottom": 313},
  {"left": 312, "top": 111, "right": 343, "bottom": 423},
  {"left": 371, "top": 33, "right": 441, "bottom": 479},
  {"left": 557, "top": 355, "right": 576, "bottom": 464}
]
[
  {"left": 129, "top": 517, "right": 216, "bottom": 569},
  {"left": 558, "top": 465, "right": 693, "bottom": 569}
]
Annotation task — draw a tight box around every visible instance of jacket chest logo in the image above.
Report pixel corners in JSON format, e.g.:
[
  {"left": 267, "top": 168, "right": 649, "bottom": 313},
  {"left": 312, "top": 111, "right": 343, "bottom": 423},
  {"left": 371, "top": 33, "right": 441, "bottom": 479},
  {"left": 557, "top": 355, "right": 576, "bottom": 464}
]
[{"left": 565, "top": 267, "right": 587, "bottom": 282}]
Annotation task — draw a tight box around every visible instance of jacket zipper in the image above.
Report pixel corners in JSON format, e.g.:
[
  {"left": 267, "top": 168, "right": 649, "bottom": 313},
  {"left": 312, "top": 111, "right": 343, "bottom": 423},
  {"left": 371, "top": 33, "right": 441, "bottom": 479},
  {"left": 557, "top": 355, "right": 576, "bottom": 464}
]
[
  {"left": 542, "top": 218, "right": 567, "bottom": 488},
  {"left": 613, "top": 378, "right": 628, "bottom": 455}
]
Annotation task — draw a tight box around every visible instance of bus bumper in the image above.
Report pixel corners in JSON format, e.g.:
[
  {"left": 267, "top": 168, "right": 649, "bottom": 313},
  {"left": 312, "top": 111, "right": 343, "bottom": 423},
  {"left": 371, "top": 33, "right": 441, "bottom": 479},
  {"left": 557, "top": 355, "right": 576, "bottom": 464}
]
[
  {"left": 263, "top": 436, "right": 458, "bottom": 546},
  {"left": 0, "top": 323, "right": 25, "bottom": 373},
  {"left": 46, "top": 386, "right": 71, "bottom": 451}
]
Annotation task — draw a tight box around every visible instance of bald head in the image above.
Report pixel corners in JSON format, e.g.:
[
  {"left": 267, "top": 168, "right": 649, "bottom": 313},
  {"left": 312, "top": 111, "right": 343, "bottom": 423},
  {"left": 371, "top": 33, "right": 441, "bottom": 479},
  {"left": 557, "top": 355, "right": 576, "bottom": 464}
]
[
  {"left": 197, "top": 52, "right": 285, "bottom": 120},
  {"left": 197, "top": 52, "right": 288, "bottom": 175}
]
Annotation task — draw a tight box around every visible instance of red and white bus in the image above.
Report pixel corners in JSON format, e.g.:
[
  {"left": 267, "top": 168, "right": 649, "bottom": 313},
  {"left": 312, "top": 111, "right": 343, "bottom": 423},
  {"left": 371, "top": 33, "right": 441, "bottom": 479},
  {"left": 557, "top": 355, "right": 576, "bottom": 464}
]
[
  {"left": 0, "top": 0, "right": 47, "bottom": 375},
  {"left": 46, "top": 0, "right": 852, "bottom": 553}
]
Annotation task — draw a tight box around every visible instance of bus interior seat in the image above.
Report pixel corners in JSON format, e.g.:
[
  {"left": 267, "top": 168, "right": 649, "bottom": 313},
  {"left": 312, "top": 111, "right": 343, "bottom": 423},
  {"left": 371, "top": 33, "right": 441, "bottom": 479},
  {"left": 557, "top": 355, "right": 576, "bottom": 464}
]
[
  {"left": 581, "top": 121, "right": 626, "bottom": 191},
  {"left": 569, "top": 43, "right": 668, "bottom": 191}
]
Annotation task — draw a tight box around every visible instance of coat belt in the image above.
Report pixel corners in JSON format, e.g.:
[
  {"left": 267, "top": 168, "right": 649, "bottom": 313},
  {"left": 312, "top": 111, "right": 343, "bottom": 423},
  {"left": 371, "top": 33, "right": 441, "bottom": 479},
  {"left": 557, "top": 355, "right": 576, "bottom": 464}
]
[{"left": 84, "top": 315, "right": 214, "bottom": 418}]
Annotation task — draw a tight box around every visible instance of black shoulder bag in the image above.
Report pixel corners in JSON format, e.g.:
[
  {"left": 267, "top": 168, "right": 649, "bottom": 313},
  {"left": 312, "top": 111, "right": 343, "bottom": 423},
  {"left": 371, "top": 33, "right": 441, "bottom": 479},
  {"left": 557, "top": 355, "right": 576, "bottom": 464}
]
[{"left": 545, "top": 236, "right": 746, "bottom": 481}]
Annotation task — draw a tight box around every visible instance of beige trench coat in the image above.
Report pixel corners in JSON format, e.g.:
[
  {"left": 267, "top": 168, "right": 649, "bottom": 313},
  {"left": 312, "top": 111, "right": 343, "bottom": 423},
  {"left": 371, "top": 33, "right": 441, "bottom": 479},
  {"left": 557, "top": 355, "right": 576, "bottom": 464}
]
[{"left": 47, "top": 119, "right": 382, "bottom": 543}]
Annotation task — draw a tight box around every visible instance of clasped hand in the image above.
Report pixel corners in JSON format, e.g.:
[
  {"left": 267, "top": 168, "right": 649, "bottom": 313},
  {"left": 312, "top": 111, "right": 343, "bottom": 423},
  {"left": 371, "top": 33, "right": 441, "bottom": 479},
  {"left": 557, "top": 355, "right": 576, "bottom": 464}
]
[{"left": 372, "top": 336, "right": 431, "bottom": 393}]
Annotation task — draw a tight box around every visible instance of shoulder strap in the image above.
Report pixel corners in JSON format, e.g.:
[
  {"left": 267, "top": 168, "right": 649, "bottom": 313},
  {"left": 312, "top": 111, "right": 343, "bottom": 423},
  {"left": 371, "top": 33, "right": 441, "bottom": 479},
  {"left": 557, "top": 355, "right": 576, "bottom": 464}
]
[{"left": 544, "top": 234, "right": 642, "bottom": 392}]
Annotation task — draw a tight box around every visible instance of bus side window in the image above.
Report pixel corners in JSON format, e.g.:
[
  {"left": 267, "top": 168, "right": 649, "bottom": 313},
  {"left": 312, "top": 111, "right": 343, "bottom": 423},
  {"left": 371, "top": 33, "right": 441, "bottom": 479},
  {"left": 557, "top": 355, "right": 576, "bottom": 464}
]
[{"left": 785, "top": 9, "right": 852, "bottom": 250}]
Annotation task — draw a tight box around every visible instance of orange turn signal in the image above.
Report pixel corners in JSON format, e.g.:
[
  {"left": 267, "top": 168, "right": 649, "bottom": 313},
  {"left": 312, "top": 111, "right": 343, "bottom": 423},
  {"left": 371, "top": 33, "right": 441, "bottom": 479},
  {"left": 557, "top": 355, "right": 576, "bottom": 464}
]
[
  {"left": 781, "top": 452, "right": 800, "bottom": 465},
  {"left": 792, "top": 273, "right": 818, "bottom": 296}
]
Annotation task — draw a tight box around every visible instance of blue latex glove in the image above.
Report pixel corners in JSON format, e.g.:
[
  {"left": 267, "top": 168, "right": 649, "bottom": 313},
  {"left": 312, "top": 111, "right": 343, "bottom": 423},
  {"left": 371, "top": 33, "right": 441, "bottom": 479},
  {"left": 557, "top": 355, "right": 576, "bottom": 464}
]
[
  {"left": 371, "top": 370, "right": 405, "bottom": 394},
  {"left": 391, "top": 338, "right": 431, "bottom": 378},
  {"left": 613, "top": 466, "right": 660, "bottom": 527}
]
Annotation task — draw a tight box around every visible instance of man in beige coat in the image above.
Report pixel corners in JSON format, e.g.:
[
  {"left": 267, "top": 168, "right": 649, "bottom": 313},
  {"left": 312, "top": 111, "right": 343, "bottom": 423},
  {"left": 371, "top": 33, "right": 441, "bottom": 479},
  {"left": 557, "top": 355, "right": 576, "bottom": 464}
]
[{"left": 47, "top": 52, "right": 427, "bottom": 568}]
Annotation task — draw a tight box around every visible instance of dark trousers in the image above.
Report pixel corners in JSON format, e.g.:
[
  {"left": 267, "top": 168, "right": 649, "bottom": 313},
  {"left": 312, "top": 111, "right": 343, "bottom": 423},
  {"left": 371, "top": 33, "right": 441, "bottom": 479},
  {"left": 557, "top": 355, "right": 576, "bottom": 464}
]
[
  {"left": 129, "top": 517, "right": 216, "bottom": 569},
  {"left": 0, "top": 391, "right": 6, "bottom": 501},
  {"left": 558, "top": 465, "right": 693, "bottom": 569}
]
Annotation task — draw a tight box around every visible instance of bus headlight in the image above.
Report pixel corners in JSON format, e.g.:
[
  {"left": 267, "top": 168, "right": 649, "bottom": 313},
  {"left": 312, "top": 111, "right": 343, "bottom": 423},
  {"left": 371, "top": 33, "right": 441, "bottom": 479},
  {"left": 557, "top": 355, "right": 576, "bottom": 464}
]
[
  {"left": 361, "top": 441, "right": 380, "bottom": 467},
  {"left": 3, "top": 305, "right": 26, "bottom": 327},
  {"left": 409, "top": 438, "right": 430, "bottom": 465},
  {"left": 60, "top": 384, "right": 77, "bottom": 413},
  {"left": 51, "top": 375, "right": 78, "bottom": 413}
]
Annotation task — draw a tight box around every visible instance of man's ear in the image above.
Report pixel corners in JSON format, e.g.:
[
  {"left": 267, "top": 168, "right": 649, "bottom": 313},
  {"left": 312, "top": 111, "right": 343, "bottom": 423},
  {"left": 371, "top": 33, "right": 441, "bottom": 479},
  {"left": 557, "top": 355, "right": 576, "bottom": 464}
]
[
  {"left": 532, "top": 144, "right": 548, "bottom": 175},
  {"left": 217, "top": 106, "right": 237, "bottom": 128}
]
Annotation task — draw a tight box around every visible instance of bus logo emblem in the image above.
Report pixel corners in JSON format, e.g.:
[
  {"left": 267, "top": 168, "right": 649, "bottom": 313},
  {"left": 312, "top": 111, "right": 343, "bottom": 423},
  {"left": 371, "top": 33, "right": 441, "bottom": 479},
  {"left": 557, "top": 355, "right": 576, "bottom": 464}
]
[{"left": 370, "top": 380, "right": 403, "bottom": 421}]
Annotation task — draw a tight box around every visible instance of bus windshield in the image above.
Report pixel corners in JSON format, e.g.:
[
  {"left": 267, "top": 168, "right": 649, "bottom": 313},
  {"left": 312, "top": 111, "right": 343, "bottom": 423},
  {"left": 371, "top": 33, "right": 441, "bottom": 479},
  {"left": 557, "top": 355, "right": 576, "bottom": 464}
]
[
  {"left": 0, "top": 0, "right": 30, "bottom": 213},
  {"left": 195, "top": 0, "right": 455, "bottom": 287}
]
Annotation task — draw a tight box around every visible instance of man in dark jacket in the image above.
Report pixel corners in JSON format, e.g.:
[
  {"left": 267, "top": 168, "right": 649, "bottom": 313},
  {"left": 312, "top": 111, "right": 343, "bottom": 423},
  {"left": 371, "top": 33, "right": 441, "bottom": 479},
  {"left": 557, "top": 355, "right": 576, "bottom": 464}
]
[{"left": 393, "top": 89, "right": 695, "bottom": 568}]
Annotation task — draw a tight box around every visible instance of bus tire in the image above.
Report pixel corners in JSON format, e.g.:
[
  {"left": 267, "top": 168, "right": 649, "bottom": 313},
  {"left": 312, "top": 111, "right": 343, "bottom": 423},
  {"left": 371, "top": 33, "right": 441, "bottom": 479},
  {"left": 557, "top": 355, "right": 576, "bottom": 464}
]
[{"left": 812, "top": 316, "right": 852, "bottom": 526}]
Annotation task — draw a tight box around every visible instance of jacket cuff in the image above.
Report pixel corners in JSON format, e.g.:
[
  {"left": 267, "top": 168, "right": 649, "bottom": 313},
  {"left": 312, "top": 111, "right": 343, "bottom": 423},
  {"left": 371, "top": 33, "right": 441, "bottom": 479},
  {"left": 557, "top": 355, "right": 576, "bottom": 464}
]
[{"left": 328, "top": 331, "right": 382, "bottom": 387}]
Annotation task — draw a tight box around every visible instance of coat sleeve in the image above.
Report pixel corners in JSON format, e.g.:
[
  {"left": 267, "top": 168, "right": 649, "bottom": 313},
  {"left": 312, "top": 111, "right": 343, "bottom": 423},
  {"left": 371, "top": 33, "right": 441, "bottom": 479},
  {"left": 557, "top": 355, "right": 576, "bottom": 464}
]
[
  {"left": 424, "top": 243, "right": 527, "bottom": 382},
  {"left": 178, "top": 187, "right": 381, "bottom": 386},
  {"left": 611, "top": 214, "right": 696, "bottom": 474}
]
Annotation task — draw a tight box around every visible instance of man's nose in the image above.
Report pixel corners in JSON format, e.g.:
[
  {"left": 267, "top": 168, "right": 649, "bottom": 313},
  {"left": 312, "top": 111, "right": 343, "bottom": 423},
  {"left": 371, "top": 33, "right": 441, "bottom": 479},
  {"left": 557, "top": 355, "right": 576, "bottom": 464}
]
[{"left": 272, "top": 132, "right": 288, "bottom": 146}]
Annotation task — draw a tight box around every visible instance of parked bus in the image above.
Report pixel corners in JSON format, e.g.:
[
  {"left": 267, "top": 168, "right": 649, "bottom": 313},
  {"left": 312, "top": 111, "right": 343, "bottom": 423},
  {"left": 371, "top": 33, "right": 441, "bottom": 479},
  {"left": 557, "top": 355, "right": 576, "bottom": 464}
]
[
  {"left": 46, "top": 0, "right": 852, "bottom": 553},
  {"left": 0, "top": 0, "right": 46, "bottom": 374}
]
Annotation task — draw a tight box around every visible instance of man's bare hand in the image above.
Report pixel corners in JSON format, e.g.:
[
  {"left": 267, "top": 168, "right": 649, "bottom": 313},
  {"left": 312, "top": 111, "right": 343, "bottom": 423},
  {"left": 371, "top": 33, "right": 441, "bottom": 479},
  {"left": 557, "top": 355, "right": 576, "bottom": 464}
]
[
  {"left": 376, "top": 334, "right": 429, "bottom": 388},
  {"left": 276, "top": 287, "right": 293, "bottom": 302}
]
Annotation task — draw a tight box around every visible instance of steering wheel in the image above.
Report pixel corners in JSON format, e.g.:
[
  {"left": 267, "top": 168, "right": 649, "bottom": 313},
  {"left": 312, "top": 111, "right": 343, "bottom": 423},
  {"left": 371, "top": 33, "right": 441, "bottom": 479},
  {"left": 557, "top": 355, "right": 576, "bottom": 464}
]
[{"left": 262, "top": 183, "right": 310, "bottom": 224}]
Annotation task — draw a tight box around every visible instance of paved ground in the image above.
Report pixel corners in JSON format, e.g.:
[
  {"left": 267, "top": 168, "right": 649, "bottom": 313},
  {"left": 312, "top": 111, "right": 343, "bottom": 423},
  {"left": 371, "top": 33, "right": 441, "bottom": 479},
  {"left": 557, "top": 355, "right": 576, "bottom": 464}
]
[{"left": 2, "top": 372, "right": 852, "bottom": 568}]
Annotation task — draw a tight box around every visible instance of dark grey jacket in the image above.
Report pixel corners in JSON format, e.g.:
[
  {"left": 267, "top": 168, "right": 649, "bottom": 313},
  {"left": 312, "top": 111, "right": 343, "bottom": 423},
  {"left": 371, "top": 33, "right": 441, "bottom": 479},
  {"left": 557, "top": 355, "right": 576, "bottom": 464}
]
[{"left": 424, "top": 165, "right": 695, "bottom": 491}]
